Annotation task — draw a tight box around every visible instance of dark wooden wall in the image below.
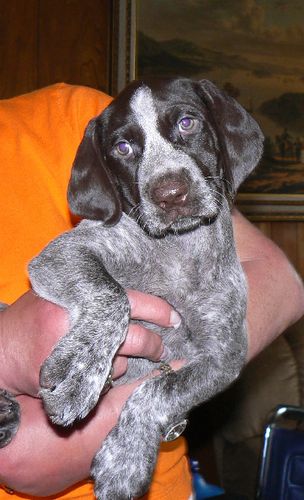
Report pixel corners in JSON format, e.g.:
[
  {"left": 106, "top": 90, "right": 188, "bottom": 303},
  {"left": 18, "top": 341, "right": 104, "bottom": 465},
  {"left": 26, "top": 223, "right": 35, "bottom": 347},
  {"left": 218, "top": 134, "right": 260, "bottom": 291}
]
[
  {"left": 0, "top": 0, "right": 111, "bottom": 98},
  {"left": 0, "top": 0, "right": 303, "bottom": 279}
]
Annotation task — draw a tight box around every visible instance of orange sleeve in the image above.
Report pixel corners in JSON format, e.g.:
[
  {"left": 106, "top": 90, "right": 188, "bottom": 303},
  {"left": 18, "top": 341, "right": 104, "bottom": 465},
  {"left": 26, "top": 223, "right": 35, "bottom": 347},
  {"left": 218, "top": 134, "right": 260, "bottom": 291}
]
[
  {"left": 0, "top": 84, "right": 192, "bottom": 500},
  {"left": 0, "top": 83, "right": 112, "bottom": 303}
]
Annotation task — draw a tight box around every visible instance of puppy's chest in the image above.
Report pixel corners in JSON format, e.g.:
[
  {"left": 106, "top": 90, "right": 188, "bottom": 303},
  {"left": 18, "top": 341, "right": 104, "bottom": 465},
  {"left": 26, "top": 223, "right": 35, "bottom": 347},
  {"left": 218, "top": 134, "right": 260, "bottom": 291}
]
[
  {"left": 100, "top": 225, "right": 215, "bottom": 310},
  {"left": 105, "top": 235, "right": 211, "bottom": 364},
  {"left": 111, "top": 251, "right": 203, "bottom": 301}
]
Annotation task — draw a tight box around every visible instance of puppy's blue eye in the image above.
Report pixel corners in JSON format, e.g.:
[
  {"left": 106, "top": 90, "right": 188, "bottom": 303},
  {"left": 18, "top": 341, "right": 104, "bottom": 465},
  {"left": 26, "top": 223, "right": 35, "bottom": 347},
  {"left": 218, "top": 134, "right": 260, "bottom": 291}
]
[
  {"left": 115, "top": 141, "right": 133, "bottom": 156},
  {"left": 178, "top": 117, "right": 198, "bottom": 134}
]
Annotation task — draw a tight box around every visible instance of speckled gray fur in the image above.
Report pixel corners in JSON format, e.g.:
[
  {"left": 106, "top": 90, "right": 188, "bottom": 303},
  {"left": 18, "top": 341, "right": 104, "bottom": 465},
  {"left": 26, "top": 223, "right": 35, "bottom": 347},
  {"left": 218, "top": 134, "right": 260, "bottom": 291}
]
[{"left": 0, "top": 78, "right": 264, "bottom": 499}]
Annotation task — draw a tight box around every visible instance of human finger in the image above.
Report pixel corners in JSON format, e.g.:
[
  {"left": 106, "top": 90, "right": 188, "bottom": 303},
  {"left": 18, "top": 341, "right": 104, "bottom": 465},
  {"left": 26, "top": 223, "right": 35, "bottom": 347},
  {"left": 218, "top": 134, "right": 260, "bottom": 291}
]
[
  {"left": 103, "top": 359, "right": 186, "bottom": 416},
  {"left": 111, "top": 356, "right": 128, "bottom": 380},
  {"left": 127, "top": 289, "right": 181, "bottom": 329},
  {"left": 118, "top": 323, "right": 164, "bottom": 361}
]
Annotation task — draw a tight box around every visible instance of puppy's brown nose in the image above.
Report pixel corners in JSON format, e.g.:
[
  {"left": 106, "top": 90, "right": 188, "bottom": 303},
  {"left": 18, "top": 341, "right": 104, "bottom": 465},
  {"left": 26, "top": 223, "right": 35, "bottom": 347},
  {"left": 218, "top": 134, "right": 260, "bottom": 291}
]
[{"left": 151, "top": 177, "right": 189, "bottom": 211}]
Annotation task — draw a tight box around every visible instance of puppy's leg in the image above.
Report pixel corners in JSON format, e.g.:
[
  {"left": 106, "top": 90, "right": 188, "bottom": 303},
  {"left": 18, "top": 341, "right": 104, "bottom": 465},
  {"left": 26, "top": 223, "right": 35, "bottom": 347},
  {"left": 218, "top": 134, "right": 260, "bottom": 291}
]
[
  {"left": 28, "top": 233, "right": 130, "bottom": 427},
  {"left": 92, "top": 327, "right": 247, "bottom": 500},
  {"left": 0, "top": 389, "right": 20, "bottom": 448}
]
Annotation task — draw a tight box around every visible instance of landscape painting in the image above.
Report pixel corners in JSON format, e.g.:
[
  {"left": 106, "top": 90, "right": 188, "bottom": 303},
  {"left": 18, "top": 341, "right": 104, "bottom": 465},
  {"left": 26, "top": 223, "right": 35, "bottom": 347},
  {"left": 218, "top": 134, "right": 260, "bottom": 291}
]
[{"left": 134, "top": 0, "right": 304, "bottom": 218}]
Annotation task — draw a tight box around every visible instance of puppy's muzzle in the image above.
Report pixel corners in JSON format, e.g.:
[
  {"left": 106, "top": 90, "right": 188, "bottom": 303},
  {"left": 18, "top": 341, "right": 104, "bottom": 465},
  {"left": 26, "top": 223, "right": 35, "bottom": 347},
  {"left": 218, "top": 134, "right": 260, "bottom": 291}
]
[{"left": 150, "top": 175, "right": 191, "bottom": 219}]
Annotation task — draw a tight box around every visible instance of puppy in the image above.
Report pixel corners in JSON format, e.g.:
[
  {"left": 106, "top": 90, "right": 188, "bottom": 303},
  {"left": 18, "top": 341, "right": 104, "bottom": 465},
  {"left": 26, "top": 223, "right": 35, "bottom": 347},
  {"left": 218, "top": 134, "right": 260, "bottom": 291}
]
[{"left": 0, "top": 78, "right": 263, "bottom": 499}]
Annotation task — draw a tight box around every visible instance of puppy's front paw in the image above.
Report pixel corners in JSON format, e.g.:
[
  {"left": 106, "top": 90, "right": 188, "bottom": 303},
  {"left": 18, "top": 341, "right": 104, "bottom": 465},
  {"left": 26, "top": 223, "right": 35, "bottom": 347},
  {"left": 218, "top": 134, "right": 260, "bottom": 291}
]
[
  {"left": 39, "top": 290, "right": 129, "bottom": 427},
  {"left": 40, "top": 334, "right": 113, "bottom": 426},
  {"left": 92, "top": 420, "right": 159, "bottom": 500},
  {"left": 0, "top": 390, "right": 20, "bottom": 448}
]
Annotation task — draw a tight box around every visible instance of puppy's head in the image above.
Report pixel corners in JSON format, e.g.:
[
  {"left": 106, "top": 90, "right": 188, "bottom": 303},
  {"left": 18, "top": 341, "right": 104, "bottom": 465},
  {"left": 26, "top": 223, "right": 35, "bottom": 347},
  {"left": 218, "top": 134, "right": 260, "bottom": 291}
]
[{"left": 68, "top": 78, "right": 264, "bottom": 236}]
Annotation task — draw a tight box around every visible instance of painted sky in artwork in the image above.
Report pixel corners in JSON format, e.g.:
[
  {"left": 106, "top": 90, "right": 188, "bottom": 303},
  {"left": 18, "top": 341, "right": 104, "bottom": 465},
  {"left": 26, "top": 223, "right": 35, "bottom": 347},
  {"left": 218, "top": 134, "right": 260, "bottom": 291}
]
[{"left": 138, "top": 0, "right": 304, "bottom": 138}]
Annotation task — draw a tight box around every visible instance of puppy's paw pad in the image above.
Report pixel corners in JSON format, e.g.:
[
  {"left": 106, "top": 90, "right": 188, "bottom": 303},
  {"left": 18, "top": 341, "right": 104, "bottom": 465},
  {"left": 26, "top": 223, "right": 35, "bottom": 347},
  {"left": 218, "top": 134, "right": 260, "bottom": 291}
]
[{"left": 0, "top": 391, "right": 20, "bottom": 448}]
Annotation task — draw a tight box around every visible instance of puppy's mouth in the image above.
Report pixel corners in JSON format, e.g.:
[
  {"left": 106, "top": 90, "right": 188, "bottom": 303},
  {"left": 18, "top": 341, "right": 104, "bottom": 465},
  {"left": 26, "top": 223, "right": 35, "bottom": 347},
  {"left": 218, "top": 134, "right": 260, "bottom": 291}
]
[
  {"left": 137, "top": 205, "right": 219, "bottom": 237},
  {"left": 165, "top": 211, "right": 218, "bottom": 234},
  {"left": 174, "top": 211, "right": 216, "bottom": 223}
]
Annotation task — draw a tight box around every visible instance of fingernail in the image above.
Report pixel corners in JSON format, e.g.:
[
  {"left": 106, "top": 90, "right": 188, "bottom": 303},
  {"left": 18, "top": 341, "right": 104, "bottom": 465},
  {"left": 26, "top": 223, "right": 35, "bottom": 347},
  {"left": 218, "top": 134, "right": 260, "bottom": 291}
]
[
  {"left": 170, "top": 310, "right": 182, "bottom": 329},
  {"left": 160, "top": 345, "right": 171, "bottom": 360}
]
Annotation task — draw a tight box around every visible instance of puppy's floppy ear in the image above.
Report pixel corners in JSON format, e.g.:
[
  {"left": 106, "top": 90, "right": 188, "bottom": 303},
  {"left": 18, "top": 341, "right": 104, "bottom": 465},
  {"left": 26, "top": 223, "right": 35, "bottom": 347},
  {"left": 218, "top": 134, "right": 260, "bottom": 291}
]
[
  {"left": 68, "top": 118, "right": 122, "bottom": 225},
  {"left": 197, "top": 79, "right": 264, "bottom": 197}
]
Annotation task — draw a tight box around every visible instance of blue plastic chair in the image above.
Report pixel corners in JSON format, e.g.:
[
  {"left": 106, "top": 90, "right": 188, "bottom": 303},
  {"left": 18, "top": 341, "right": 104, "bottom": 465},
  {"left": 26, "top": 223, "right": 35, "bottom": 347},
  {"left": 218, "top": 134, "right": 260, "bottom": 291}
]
[
  {"left": 190, "top": 459, "right": 225, "bottom": 499},
  {"left": 256, "top": 405, "right": 304, "bottom": 500}
]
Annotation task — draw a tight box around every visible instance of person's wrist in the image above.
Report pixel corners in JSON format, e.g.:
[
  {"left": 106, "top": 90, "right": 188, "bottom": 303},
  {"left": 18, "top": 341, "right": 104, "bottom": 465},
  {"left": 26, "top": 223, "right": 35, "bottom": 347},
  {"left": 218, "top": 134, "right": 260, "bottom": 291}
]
[{"left": 0, "top": 292, "right": 69, "bottom": 396}]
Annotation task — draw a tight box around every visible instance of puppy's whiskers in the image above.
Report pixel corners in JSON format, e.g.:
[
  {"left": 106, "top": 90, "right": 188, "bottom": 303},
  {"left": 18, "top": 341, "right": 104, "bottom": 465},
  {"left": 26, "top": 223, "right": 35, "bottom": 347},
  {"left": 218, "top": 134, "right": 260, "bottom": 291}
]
[
  {"left": 128, "top": 204, "right": 141, "bottom": 218},
  {"left": 205, "top": 175, "right": 234, "bottom": 195}
]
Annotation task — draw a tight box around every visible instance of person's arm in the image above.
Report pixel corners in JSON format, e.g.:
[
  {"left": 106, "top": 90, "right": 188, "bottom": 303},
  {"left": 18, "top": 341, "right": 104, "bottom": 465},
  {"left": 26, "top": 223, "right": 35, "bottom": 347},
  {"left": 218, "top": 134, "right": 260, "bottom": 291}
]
[
  {"left": 0, "top": 290, "right": 182, "bottom": 496},
  {"left": 232, "top": 208, "right": 304, "bottom": 360}
]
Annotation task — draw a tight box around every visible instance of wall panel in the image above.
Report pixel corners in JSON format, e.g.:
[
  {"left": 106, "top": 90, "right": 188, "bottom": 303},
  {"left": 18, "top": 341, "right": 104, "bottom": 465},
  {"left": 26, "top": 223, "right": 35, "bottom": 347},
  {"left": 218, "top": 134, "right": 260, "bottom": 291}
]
[
  {"left": 0, "top": 0, "right": 111, "bottom": 98},
  {"left": 0, "top": 0, "right": 38, "bottom": 98},
  {"left": 38, "top": 0, "right": 110, "bottom": 92}
]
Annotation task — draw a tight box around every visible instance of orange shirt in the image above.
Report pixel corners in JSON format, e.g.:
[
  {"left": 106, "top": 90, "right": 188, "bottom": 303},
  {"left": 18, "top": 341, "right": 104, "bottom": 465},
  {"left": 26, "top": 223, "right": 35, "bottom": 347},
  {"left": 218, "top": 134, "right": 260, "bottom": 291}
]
[{"left": 0, "top": 84, "right": 192, "bottom": 499}]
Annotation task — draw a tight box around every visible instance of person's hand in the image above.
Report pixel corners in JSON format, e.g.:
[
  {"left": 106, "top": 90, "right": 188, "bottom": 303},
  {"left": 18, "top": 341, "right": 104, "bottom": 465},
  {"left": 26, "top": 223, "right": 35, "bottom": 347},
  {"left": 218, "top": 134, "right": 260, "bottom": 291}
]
[{"left": 0, "top": 289, "right": 181, "bottom": 397}]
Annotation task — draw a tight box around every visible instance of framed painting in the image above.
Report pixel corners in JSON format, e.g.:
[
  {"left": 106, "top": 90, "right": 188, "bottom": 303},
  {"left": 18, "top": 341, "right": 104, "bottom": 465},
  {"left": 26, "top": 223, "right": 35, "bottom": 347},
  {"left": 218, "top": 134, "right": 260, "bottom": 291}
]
[{"left": 111, "top": 0, "right": 304, "bottom": 220}]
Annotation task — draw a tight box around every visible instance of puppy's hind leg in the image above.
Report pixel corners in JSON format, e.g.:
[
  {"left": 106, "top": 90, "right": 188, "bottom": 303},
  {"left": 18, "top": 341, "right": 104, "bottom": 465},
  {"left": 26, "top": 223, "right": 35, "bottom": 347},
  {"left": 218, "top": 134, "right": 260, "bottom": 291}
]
[{"left": 0, "top": 389, "right": 20, "bottom": 448}]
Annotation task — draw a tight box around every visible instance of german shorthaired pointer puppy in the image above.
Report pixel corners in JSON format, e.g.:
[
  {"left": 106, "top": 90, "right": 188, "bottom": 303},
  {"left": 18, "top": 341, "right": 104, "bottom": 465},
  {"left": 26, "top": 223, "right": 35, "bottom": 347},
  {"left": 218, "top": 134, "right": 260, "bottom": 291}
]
[{"left": 0, "top": 78, "right": 264, "bottom": 499}]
